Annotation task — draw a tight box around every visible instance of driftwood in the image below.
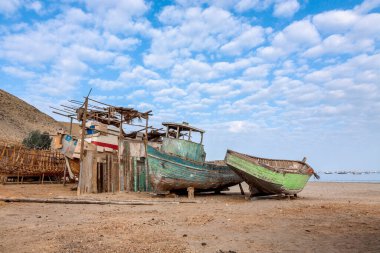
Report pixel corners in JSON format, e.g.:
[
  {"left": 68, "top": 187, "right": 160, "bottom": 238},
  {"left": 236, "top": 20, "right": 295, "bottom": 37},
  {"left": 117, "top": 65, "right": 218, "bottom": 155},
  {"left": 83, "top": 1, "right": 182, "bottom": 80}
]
[{"left": 0, "top": 197, "right": 197, "bottom": 205}]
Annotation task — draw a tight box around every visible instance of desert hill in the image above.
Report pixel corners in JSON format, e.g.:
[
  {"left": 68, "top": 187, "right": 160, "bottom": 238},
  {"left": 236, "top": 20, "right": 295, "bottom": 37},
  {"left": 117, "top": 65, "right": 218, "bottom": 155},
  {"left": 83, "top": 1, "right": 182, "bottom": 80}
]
[{"left": 0, "top": 89, "right": 64, "bottom": 143}]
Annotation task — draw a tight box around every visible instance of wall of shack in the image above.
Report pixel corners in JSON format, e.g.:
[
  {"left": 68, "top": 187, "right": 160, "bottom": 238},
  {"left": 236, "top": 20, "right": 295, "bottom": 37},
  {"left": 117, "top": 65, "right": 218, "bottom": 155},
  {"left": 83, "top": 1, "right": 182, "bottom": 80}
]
[{"left": 77, "top": 139, "right": 153, "bottom": 195}]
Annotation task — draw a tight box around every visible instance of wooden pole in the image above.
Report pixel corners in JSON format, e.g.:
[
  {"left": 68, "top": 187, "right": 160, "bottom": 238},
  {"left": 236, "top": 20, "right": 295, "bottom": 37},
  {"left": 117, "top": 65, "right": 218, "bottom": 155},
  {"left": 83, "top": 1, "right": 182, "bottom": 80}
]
[
  {"left": 187, "top": 187, "right": 194, "bottom": 199},
  {"left": 119, "top": 109, "right": 124, "bottom": 192},
  {"left": 238, "top": 183, "right": 245, "bottom": 195},
  {"left": 69, "top": 117, "right": 73, "bottom": 135},
  {"left": 79, "top": 97, "right": 88, "bottom": 161},
  {"left": 63, "top": 161, "right": 67, "bottom": 186},
  {"left": 77, "top": 95, "right": 89, "bottom": 196},
  {"left": 144, "top": 115, "right": 149, "bottom": 191}
]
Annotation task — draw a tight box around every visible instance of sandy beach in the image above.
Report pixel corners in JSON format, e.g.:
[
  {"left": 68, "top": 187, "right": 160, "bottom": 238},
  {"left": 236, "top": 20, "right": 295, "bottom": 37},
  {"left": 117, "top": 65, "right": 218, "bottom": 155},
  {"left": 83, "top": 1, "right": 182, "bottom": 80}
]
[{"left": 0, "top": 182, "right": 379, "bottom": 253}]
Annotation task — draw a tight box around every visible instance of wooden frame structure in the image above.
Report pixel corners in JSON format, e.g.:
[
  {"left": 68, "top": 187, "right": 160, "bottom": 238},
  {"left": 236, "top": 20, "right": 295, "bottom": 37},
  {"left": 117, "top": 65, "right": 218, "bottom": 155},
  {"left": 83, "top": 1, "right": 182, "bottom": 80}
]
[{"left": 0, "top": 142, "right": 65, "bottom": 184}]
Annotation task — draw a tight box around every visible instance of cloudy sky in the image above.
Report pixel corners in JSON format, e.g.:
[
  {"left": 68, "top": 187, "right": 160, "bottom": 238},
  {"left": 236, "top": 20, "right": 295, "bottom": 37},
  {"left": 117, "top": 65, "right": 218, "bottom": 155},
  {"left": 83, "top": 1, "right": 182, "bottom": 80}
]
[{"left": 1, "top": 0, "right": 379, "bottom": 171}]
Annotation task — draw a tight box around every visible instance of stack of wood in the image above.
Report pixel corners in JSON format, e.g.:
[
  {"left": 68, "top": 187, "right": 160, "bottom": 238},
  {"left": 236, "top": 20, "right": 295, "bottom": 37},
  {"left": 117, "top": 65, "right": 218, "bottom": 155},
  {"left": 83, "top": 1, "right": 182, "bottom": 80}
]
[{"left": 0, "top": 142, "right": 65, "bottom": 179}]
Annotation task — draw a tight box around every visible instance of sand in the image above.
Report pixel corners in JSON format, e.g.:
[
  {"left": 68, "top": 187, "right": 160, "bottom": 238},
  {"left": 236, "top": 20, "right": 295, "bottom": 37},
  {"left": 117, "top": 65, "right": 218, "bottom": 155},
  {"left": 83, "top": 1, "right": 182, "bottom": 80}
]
[{"left": 0, "top": 182, "right": 379, "bottom": 253}]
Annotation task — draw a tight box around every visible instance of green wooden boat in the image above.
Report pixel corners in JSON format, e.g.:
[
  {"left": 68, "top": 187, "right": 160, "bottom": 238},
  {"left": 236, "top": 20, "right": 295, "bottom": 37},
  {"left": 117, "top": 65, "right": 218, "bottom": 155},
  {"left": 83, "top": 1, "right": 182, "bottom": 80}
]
[
  {"left": 147, "top": 122, "right": 242, "bottom": 193},
  {"left": 225, "top": 149, "right": 319, "bottom": 196}
]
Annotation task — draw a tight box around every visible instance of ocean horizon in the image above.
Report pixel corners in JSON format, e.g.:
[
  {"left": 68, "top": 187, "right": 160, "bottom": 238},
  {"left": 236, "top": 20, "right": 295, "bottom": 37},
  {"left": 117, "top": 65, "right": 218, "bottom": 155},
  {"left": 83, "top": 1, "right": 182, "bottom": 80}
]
[{"left": 310, "top": 172, "right": 380, "bottom": 183}]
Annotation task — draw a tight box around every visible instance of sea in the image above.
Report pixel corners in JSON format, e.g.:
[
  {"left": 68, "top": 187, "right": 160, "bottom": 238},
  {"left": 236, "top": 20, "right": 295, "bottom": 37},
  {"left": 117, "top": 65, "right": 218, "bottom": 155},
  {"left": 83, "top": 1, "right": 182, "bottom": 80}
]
[{"left": 310, "top": 172, "right": 380, "bottom": 183}]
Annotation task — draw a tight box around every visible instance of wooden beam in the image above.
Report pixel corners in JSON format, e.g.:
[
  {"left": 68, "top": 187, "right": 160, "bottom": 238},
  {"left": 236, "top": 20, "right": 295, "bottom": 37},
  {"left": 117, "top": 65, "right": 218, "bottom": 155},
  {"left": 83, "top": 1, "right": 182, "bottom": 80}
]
[{"left": 0, "top": 198, "right": 197, "bottom": 205}]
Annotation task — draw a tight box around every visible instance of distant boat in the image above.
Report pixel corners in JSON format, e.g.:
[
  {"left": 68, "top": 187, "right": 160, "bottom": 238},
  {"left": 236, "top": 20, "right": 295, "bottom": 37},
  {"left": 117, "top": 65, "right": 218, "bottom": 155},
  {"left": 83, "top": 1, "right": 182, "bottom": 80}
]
[
  {"left": 147, "top": 122, "right": 242, "bottom": 193},
  {"left": 337, "top": 171, "right": 347, "bottom": 174},
  {"left": 324, "top": 171, "right": 333, "bottom": 174},
  {"left": 225, "top": 150, "right": 318, "bottom": 196}
]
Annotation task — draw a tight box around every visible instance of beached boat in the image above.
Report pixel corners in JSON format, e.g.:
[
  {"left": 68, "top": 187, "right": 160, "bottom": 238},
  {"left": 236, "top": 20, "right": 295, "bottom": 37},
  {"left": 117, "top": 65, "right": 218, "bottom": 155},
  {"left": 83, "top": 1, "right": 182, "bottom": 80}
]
[
  {"left": 53, "top": 121, "right": 120, "bottom": 178},
  {"left": 225, "top": 150, "right": 318, "bottom": 196},
  {"left": 147, "top": 122, "right": 242, "bottom": 193}
]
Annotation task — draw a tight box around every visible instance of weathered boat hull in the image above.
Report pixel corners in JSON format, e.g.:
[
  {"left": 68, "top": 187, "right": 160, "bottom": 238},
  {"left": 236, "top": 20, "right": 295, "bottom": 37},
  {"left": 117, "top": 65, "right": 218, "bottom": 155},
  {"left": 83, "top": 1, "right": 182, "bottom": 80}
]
[
  {"left": 67, "top": 158, "right": 80, "bottom": 176},
  {"left": 147, "top": 145, "right": 242, "bottom": 192},
  {"left": 225, "top": 150, "right": 313, "bottom": 196}
]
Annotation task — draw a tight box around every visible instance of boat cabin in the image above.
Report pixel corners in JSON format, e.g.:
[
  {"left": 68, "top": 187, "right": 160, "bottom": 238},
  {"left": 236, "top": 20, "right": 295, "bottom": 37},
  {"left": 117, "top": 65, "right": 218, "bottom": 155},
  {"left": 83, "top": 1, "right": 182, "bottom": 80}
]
[
  {"left": 160, "top": 122, "right": 206, "bottom": 163},
  {"left": 163, "top": 122, "right": 204, "bottom": 143}
]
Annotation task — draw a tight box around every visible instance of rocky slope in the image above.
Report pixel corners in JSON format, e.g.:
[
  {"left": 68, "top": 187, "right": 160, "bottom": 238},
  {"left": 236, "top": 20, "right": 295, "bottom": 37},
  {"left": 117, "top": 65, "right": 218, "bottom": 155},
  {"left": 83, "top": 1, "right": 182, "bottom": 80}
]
[{"left": 0, "top": 89, "right": 63, "bottom": 143}]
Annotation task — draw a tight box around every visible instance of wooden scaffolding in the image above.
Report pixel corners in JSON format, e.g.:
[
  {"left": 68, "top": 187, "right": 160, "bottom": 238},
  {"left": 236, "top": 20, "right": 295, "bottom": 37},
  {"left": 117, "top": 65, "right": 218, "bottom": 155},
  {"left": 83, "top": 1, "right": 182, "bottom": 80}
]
[{"left": 0, "top": 142, "right": 65, "bottom": 184}]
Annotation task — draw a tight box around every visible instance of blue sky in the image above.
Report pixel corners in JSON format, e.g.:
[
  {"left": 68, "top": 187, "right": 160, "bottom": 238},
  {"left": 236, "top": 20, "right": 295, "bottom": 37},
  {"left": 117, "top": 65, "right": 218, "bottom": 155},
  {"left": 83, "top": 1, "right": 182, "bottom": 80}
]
[{"left": 1, "top": 0, "right": 379, "bottom": 171}]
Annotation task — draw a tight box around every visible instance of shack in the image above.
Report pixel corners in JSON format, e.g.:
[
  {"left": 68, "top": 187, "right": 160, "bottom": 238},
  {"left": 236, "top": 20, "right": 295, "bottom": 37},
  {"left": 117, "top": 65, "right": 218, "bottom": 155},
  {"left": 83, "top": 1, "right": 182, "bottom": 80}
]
[{"left": 53, "top": 96, "right": 164, "bottom": 195}]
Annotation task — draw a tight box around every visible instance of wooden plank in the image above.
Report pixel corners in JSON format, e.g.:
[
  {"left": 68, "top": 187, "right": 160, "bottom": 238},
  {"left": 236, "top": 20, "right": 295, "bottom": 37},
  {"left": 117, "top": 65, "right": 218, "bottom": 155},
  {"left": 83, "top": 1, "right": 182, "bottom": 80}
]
[
  {"left": 91, "top": 153, "right": 97, "bottom": 193},
  {"left": 0, "top": 197, "right": 197, "bottom": 205}
]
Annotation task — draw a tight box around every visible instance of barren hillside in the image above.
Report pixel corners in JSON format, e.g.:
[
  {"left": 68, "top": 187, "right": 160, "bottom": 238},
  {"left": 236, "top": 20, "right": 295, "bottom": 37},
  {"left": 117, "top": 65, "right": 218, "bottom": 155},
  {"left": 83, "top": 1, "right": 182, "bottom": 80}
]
[{"left": 0, "top": 89, "right": 63, "bottom": 143}]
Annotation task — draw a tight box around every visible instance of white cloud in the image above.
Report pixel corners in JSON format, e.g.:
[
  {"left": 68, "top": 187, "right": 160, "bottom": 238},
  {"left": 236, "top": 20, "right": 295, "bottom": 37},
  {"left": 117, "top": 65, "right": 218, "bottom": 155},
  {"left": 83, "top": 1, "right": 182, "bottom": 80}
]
[
  {"left": 63, "top": 8, "right": 93, "bottom": 24},
  {"left": 313, "top": 10, "right": 359, "bottom": 34},
  {"left": 70, "top": 45, "right": 115, "bottom": 64},
  {"left": 118, "top": 66, "right": 168, "bottom": 89},
  {"left": 35, "top": 74, "right": 82, "bottom": 96},
  {"left": 105, "top": 34, "right": 140, "bottom": 51},
  {"left": 154, "top": 86, "right": 187, "bottom": 97},
  {"left": 147, "top": 5, "right": 252, "bottom": 68},
  {"left": 220, "top": 26, "right": 265, "bottom": 55},
  {"left": 158, "top": 5, "right": 184, "bottom": 25},
  {"left": 304, "top": 70, "right": 332, "bottom": 83},
  {"left": 26, "top": 1, "right": 42, "bottom": 14},
  {"left": 258, "top": 19, "right": 320, "bottom": 60},
  {"left": 318, "top": 104, "right": 353, "bottom": 116},
  {"left": 256, "top": 46, "right": 286, "bottom": 61},
  {"left": 303, "top": 34, "right": 374, "bottom": 58},
  {"left": 53, "top": 54, "right": 88, "bottom": 75},
  {"left": 227, "top": 120, "right": 258, "bottom": 133},
  {"left": 351, "top": 13, "right": 380, "bottom": 40},
  {"left": 213, "top": 61, "right": 243, "bottom": 73},
  {"left": 273, "top": 0, "right": 300, "bottom": 18},
  {"left": 144, "top": 51, "right": 178, "bottom": 69},
  {"left": 126, "top": 89, "right": 146, "bottom": 99},
  {"left": 120, "top": 66, "right": 160, "bottom": 81},
  {"left": 235, "top": 0, "right": 274, "bottom": 13},
  {"left": 273, "top": 19, "right": 320, "bottom": 47},
  {"left": 84, "top": 0, "right": 150, "bottom": 34},
  {"left": 314, "top": 53, "right": 380, "bottom": 83},
  {"left": 145, "top": 79, "right": 169, "bottom": 89},
  {"left": 0, "top": 31, "right": 60, "bottom": 64},
  {"left": 354, "top": 0, "right": 380, "bottom": 14},
  {"left": 0, "top": 0, "right": 21, "bottom": 15},
  {"left": 0, "top": 0, "right": 44, "bottom": 16},
  {"left": 243, "top": 64, "right": 273, "bottom": 79},
  {"left": 187, "top": 81, "right": 240, "bottom": 99},
  {"left": 110, "top": 55, "right": 131, "bottom": 70},
  {"left": 1, "top": 66, "right": 36, "bottom": 79},
  {"left": 171, "top": 59, "right": 217, "bottom": 81},
  {"left": 89, "top": 79, "right": 123, "bottom": 90},
  {"left": 85, "top": 0, "right": 148, "bottom": 16}
]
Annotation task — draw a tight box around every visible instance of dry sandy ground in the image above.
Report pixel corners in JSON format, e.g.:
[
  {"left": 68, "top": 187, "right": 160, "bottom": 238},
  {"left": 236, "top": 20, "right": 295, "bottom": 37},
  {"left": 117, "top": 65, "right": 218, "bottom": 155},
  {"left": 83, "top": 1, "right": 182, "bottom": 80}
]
[{"left": 0, "top": 182, "right": 379, "bottom": 253}]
